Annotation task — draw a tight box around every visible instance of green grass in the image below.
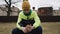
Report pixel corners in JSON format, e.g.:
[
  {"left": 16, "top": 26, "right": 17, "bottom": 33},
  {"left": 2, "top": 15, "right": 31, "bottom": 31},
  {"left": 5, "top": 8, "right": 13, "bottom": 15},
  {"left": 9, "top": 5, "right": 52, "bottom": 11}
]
[{"left": 0, "top": 22, "right": 60, "bottom": 34}]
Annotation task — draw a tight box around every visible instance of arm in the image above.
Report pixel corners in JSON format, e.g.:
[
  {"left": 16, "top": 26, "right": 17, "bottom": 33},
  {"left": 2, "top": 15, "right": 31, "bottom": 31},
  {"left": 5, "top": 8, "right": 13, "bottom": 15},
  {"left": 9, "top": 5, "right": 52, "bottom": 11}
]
[
  {"left": 33, "top": 12, "right": 41, "bottom": 29},
  {"left": 17, "top": 13, "right": 28, "bottom": 33},
  {"left": 16, "top": 13, "right": 22, "bottom": 30}
]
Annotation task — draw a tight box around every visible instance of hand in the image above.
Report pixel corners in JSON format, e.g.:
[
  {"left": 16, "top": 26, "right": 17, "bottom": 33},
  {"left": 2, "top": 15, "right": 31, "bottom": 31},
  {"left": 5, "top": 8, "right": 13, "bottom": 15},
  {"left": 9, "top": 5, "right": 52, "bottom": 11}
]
[
  {"left": 26, "top": 25, "right": 34, "bottom": 32},
  {"left": 21, "top": 27, "right": 28, "bottom": 33}
]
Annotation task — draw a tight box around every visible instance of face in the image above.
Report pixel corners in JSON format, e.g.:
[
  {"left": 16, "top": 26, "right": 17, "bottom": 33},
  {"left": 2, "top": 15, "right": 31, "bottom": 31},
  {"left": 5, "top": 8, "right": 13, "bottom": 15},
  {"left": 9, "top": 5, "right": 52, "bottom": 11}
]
[
  {"left": 23, "top": 7, "right": 30, "bottom": 14},
  {"left": 22, "top": 1, "right": 30, "bottom": 14}
]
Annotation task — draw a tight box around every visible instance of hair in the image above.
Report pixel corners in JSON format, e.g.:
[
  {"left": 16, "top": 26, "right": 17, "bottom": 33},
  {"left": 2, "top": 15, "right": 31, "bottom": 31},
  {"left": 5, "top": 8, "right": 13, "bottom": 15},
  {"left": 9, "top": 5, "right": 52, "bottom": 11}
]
[
  {"left": 22, "top": 1, "right": 30, "bottom": 10},
  {"left": 33, "top": 7, "right": 35, "bottom": 10}
]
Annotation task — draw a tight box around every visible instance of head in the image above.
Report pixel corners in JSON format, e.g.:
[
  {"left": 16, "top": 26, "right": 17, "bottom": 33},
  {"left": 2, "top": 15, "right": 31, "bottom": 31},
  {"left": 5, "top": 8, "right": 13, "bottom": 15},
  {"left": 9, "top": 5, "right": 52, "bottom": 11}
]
[
  {"left": 22, "top": 1, "right": 30, "bottom": 14},
  {"left": 33, "top": 7, "right": 35, "bottom": 10}
]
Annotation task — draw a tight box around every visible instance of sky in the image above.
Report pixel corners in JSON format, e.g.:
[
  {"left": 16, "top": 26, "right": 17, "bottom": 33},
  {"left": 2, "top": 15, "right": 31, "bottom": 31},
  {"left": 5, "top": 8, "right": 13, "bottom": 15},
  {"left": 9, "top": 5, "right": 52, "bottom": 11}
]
[{"left": 0, "top": 0, "right": 60, "bottom": 10}]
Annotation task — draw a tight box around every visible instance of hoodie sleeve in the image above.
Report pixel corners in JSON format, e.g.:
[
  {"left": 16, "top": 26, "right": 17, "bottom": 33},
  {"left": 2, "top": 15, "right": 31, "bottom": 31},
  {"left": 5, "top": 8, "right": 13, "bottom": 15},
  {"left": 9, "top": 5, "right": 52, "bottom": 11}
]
[
  {"left": 33, "top": 11, "right": 41, "bottom": 29},
  {"left": 16, "top": 13, "right": 22, "bottom": 30}
]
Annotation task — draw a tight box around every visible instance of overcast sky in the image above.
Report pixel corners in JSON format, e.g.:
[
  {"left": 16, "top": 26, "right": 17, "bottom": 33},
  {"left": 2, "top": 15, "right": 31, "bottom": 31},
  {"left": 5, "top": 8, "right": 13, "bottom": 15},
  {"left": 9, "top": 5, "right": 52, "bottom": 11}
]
[{"left": 0, "top": 0, "right": 60, "bottom": 10}]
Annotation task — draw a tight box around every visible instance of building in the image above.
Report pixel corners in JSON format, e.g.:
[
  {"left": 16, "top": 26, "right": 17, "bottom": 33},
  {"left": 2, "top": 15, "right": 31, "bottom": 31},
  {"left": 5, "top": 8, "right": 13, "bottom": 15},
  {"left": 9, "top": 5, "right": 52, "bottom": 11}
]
[
  {"left": 0, "top": 5, "right": 20, "bottom": 16},
  {"left": 53, "top": 10, "right": 60, "bottom": 16},
  {"left": 38, "top": 7, "right": 53, "bottom": 16}
]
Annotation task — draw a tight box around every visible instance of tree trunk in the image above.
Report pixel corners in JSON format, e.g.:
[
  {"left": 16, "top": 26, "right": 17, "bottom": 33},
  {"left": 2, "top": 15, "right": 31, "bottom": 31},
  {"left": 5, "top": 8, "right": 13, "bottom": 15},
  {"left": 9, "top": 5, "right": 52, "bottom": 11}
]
[{"left": 7, "top": 0, "right": 11, "bottom": 16}]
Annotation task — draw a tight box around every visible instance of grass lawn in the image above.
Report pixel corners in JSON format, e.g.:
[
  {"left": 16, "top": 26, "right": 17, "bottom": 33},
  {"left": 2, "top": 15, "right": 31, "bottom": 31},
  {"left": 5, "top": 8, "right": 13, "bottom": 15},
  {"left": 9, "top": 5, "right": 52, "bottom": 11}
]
[{"left": 0, "top": 22, "right": 60, "bottom": 34}]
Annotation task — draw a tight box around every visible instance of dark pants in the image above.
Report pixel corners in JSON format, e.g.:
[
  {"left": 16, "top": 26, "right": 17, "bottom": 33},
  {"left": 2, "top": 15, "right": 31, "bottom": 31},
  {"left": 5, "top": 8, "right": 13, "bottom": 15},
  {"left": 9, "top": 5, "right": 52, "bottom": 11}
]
[{"left": 12, "top": 26, "right": 42, "bottom": 34}]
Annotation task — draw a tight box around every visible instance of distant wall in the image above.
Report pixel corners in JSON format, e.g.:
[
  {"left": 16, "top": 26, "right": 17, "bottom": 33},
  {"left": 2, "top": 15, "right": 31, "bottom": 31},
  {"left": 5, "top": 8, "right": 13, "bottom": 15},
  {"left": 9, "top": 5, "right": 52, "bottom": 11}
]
[{"left": 0, "top": 16, "right": 60, "bottom": 22}]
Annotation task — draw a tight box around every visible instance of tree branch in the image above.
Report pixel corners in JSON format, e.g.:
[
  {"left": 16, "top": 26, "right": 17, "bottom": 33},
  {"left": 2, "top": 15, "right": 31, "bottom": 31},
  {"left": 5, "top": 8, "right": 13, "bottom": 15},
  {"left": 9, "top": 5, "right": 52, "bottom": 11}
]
[
  {"left": 4, "top": 0, "right": 9, "bottom": 5},
  {"left": 11, "top": 1, "right": 20, "bottom": 4}
]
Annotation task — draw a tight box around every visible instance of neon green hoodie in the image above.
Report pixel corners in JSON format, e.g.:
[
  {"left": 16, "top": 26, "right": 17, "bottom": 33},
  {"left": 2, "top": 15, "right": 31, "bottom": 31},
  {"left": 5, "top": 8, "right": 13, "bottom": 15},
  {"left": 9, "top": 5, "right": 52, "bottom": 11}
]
[{"left": 17, "top": 10, "right": 41, "bottom": 30}]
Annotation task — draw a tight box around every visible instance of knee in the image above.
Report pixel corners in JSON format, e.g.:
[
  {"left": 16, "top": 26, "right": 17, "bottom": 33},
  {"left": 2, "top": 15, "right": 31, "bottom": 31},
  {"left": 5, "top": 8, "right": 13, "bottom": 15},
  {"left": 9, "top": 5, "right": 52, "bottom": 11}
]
[
  {"left": 36, "top": 26, "right": 42, "bottom": 34},
  {"left": 31, "top": 26, "right": 42, "bottom": 34},
  {"left": 38, "top": 26, "right": 42, "bottom": 29},
  {"left": 36, "top": 26, "right": 42, "bottom": 31},
  {"left": 12, "top": 28, "right": 19, "bottom": 34},
  {"left": 12, "top": 28, "right": 17, "bottom": 32}
]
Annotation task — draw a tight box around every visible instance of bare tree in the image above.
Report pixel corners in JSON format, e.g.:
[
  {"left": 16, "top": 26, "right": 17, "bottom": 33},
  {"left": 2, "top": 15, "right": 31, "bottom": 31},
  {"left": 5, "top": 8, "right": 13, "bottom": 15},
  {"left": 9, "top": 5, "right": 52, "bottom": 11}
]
[
  {"left": 4, "top": 0, "right": 21, "bottom": 16},
  {"left": 4, "top": 0, "right": 11, "bottom": 16}
]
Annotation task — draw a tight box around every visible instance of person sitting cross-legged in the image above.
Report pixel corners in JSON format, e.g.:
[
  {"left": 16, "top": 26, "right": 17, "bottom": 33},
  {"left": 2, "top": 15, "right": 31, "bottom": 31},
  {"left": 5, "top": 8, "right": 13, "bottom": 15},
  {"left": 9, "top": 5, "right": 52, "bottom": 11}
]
[{"left": 12, "top": 1, "right": 42, "bottom": 34}]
